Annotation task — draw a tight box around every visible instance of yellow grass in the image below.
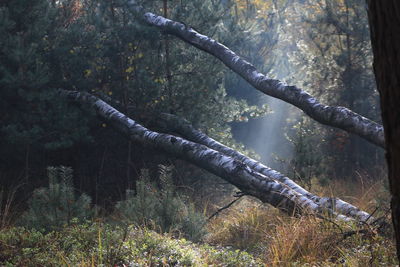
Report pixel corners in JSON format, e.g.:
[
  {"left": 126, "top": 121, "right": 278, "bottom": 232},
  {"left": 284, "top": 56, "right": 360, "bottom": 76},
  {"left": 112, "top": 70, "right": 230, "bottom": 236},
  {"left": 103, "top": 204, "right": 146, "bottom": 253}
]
[{"left": 206, "top": 178, "right": 397, "bottom": 266}]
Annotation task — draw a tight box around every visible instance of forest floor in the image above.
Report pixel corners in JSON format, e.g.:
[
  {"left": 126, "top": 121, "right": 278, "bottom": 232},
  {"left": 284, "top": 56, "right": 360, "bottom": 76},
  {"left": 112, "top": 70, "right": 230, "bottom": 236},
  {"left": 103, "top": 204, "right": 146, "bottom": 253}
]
[{"left": 0, "top": 177, "right": 398, "bottom": 266}]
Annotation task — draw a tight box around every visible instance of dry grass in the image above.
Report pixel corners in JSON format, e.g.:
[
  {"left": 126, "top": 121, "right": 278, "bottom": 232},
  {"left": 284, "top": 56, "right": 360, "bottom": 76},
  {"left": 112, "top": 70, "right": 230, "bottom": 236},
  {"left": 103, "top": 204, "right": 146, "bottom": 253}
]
[
  {"left": 0, "top": 175, "right": 396, "bottom": 266},
  {"left": 318, "top": 175, "right": 390, "bottom": 215},
  {"left": 266, "top": 216, "right": 343, "bottom": 266},
  {"left": 206, "top": 178, "right": 397, "bottom": 266},
  {"left": 0, "top": 184, "right": 21, "bottom": 230}
]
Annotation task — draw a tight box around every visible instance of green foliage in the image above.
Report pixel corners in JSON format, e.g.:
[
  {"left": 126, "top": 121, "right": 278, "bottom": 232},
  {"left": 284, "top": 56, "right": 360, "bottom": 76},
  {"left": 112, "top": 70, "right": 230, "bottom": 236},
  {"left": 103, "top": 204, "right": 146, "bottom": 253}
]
[
  {"left": 125, "top": 228, "right": 200, "bottom": 266},
  {"left": 201, "top": 244, "right": 263, "bottom": 267},
  {"left": 284, "top": 117, "right": 327, "bottom": 188},
  {"left": 280, "top": 0, "right": 384, "bottom": 178},
  {"left": 115, "top": 167, "right": 207, "bottom": 242},
  {"left": 0, "top": 0, "right": 268, "bottom": 198},
  {"left": 207, "top": 198, "right": 397, "bottom": 266},
  {"left": 20, "top": 166, "right": 93, "bottom": 232},
  {"left": 0, "top": 0, "right": 92, "bottom": 151},
  {"left": 0, "top": 224, "right": 262, "bottom": 266},
  {"left": 0, "top": 223, "right": 132, "bottom": 266}
]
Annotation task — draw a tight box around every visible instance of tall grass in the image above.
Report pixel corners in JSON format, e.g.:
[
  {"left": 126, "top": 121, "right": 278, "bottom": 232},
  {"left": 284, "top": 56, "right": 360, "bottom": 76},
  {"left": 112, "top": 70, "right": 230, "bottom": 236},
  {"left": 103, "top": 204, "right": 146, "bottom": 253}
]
[
  {"left": 0, "top": 184, "right": 21, "bottom": 229},
  {"left": 206, "top": 177, "right": 397, "bottom": 266},
  {"left": 0, "top": 171, "right": 397, "bottom": 266}
]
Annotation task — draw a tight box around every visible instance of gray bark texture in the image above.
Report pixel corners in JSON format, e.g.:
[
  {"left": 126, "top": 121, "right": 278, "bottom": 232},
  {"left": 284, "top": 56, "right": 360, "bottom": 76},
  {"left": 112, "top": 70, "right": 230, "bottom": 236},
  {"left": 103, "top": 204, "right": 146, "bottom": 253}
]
[
  {"left": 156, "top": 113, "right": 374, "bottom": 223},
  {"left": 94, "top": 92, "right": 373, "bottom": 222},
  {"left": 367, "top": 0, "right": 400, "bottom": 260},
  {"left": 126, "top": 0, "right": 384, "bottom": 148},
  {"left": 60, "top": 89, "right": 376, "bottom": 224}
]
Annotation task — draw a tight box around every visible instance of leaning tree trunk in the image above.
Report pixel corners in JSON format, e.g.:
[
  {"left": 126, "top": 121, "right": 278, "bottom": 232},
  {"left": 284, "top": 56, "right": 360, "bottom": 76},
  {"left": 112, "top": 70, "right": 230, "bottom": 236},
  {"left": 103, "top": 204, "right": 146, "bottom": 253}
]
[
  {"left": 125, "top": 0, "right": 384, "bottom": 148},
  {"left": 155, "top": 113, "right": 373, "bottom": 222},
  {"left": 59, "top": 0, "right": 382, "bottom": 226},
  {"left": 93, "top": 91, "right": 374, "bottom": 222},
  {"left": 60, "top": 89, "right": 356, "bottom": 221},
  {"left": 367, "top": 0, "right": 400, "bottom": 261},
  {"left": 120, "top": 1, "right": 384, "bottom": 224},
  {"left": 60, "top": 90, "right": 382, "bottom": 223}
]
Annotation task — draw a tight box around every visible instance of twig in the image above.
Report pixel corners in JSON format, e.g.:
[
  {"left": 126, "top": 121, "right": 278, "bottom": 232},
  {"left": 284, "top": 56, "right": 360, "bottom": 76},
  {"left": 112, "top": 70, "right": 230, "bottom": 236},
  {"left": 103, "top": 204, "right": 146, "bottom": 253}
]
[
  {"left": 364, "top": 206, "right": 379, "bottom": 224},
  {"left": 342, "top": 228, "right": 372, "bottom": 240},
  {"left": 208, "top": 192, "right": 246, "bottom": 220}
]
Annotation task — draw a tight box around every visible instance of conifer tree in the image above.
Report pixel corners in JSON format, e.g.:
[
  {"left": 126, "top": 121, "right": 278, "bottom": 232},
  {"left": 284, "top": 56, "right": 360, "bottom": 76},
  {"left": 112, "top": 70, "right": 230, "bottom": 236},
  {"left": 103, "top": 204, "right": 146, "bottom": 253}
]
[
  {"left": 20, "top": 166, "right": 93, "bottom": 231},
  {"left": 0, "top": 0, "right": 92, "bottom": 183}
]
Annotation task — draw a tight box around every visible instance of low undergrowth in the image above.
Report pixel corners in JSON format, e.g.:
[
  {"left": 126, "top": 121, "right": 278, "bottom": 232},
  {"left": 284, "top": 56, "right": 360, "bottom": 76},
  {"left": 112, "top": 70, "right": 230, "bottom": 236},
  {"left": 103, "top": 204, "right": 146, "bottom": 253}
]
[
  {"left": 206, "top": 178, "right": 397, "bottom": 266},
  {"left": 208, "top": 205, "right": 396, "bottom": 266},
  {"left": 0, "top": 169, "right": 397, "bottom": 266},
  {"left": 0, "top": 223, "right": 261, "bottom": 266}
]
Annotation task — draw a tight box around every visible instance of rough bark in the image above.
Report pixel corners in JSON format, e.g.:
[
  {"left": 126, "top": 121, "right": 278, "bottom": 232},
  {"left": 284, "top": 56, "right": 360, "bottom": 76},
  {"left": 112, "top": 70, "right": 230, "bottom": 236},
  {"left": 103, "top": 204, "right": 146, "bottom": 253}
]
[
  {"left": 125, "top": 0, "right": 384, "bottom": 148},
  {"left": 367, "top": 0, "right": 400, "bottom": 260},
  {"left": 93, "top": 91, "right": 373, "bottom": 222},
  {"left": 156, "top": 113, "right": 373, "bottom": 223},
  {"left": 60, "top": 89, "right": 353, "bottom": 221}
]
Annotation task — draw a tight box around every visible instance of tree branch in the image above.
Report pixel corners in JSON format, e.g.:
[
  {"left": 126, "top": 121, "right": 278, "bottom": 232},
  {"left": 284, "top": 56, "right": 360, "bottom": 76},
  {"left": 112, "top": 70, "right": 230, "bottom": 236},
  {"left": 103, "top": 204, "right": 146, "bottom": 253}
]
[{"left": 208, "top": 192, "right": 246, "bottom": 220}]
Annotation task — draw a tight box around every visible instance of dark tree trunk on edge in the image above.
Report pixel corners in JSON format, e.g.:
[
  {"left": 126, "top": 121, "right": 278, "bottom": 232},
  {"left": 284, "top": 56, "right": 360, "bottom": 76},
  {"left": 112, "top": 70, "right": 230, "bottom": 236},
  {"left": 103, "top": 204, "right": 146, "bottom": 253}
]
[{"left": 367, "top": 0, "right": 400, "bottom": 261}]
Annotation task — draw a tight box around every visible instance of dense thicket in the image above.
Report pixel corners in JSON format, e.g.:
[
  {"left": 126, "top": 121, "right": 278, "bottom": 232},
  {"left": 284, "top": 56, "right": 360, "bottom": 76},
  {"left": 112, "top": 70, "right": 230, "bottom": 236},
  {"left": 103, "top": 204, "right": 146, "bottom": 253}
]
[
  {"left": 0, "top": 0, "right": 396, "bottom": 264},
  {"left": 230, "top": 0, "right": 384, "bottom": 182},
  {"left": 0, "top": 0, "right": 265, "bottom": 203},
  {"left": 0, "top": 0, "right": 386, "bottom": 222},
  {"left": 282, "top": 0, "right": 383, "bottom": 180}
]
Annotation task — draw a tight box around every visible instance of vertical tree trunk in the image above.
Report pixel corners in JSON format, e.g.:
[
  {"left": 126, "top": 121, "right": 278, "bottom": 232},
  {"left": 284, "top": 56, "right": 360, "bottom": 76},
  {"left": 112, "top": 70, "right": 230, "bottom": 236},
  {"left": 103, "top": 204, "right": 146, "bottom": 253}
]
[
  {"left": 163, "top": 0, "right": 173, "bottom": 113},
  {"left": 367, "top": 0, "right": 400, "bottom": 261}
]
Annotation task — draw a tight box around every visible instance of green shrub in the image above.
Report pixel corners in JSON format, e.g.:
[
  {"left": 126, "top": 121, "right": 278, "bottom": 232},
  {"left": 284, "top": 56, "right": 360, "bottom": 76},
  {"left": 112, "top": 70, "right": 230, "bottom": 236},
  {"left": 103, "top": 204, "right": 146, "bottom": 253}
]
[
  {"left": 20, "top": 166, "right": 93, "bottom": 232},
  {"left": 0, "top": 223, "right": 127, "bottom": 266},
  {"left": 0, "top": 224, "right": 262, "bottom": 266},
  {"left": 115, "top": 168, "right": 207, "bottom": 242}
]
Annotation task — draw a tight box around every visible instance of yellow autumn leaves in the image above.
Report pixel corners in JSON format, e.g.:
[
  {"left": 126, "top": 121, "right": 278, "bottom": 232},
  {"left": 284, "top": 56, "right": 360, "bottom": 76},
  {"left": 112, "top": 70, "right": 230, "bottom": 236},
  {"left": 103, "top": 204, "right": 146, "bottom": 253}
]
[
  {"left": 234, "top": 0, "right": 273, "bottom": 20},
  {"left": 154, "top": 77, "right": 166, "bottom": 84},
  {"left": 236, "top": 0, "right": 271, "bottom": 10},
  {"left": 84, "top": 69, "right": 92, "bottom": 78},
  {"left": 125, "top": 66, "right": 135, "bottom": 73},
  {"left": 82, "top": 42, "right": 144, "bottom": 79}
]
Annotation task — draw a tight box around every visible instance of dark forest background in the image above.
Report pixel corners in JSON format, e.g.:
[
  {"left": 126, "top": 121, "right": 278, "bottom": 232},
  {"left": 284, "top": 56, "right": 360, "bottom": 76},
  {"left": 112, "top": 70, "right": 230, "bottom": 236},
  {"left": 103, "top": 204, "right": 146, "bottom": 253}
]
[
  {"left": 0, "top": 1, "right": 395, "bottom": 265},
  {"left": 0, "top": 0, "right": 384, "bottom": 204}
]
